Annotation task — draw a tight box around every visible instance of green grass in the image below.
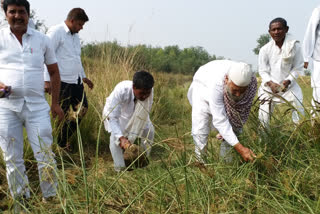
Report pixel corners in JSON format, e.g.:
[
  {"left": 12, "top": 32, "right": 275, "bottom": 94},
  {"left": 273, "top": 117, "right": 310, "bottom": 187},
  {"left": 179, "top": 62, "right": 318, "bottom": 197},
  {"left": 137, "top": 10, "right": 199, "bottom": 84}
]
[{"left": 0, "top": 45, "right": 320, "bottom": 213}]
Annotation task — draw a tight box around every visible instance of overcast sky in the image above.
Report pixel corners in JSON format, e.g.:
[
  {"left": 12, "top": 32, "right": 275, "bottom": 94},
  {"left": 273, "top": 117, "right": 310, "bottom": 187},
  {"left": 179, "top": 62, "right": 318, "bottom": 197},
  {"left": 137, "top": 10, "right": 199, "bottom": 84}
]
[{"left": 30, "top": 0, "right": 319, "bottom": 68}]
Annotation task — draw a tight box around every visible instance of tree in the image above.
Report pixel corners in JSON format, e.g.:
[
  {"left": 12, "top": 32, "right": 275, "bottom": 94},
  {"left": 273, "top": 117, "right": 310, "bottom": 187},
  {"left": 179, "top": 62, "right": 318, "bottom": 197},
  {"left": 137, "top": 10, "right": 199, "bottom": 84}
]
[
  {"left": 30, "top": 10, "right": 47, "bottom": 33},
  {"left": 253, "top": 33, "right": 271, "bottom": 55}
]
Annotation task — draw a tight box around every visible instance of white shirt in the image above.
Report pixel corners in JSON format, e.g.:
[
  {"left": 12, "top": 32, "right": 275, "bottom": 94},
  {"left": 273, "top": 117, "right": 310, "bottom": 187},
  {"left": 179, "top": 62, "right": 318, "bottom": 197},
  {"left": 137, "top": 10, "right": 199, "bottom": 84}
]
[
  {"left": 190, "top": 60, "right": 241, "bottom": 146},
  {"left": 0, "top": 26, "right": 57, "bottom": 112},
  {"left": 103, "top": 81, "right": 153, "bottom": 140},
  {"left": 44, "top": 22, "right": 86, "bottom": 84},
  {"left": 259, "top": 37, "right": 303, "bottom": 87},
  {"left": 303, "top": 6, "right": 320, "bottom": 62}
]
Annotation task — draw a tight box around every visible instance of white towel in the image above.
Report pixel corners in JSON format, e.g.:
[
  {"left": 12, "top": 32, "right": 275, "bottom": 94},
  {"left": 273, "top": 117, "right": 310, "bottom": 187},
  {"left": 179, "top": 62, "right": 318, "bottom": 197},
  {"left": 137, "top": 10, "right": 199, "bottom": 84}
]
[
  {"left": 122, "top": 96, "right": 152, "bottom": 143},
  {"left": 282, "top": 37, "right": 298, "bottom": 60}
]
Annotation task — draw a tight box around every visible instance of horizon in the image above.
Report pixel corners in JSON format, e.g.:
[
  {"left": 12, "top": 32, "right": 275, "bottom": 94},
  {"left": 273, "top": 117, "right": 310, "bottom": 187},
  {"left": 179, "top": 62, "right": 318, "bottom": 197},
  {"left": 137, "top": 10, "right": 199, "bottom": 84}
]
[{"left": 25, "top": 0, "right": 320, "bottom": 69}]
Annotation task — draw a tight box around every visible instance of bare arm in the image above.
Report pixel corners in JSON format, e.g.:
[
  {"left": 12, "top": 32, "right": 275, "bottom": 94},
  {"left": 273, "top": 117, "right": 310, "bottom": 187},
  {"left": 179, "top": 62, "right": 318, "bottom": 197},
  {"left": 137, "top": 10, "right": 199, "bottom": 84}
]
[
  {"left": 46, "top": 63, "right": 64, "bottom": 121},
  {"left": 234, "top": 143, "right": 256, "bottom": 162}
]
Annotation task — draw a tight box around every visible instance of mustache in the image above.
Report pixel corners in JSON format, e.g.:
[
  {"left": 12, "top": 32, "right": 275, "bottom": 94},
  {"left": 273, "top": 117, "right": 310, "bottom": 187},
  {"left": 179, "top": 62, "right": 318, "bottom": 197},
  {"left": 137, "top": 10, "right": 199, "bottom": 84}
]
[{"left": 12, "top": 19, "right": 25, "bottom": 22}]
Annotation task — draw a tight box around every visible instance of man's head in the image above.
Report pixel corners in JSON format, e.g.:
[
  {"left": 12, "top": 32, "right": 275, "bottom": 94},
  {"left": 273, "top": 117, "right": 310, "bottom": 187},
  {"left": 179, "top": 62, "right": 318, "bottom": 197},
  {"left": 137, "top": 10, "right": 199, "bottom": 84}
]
[
  {"left": 65, "top": 8, "right": 88, "bottom": 34},
  {"left": 225, "top": 62, "right": 253, "bottom": 102},
  {"left": 3, "top": 0, "right": 29, "bottom": 33},
  {"left": 132, "top": 70, "right": 154, "bottom": 101},
  {"left": 268, "top": 17, "right": 289, "bottom": 44}
]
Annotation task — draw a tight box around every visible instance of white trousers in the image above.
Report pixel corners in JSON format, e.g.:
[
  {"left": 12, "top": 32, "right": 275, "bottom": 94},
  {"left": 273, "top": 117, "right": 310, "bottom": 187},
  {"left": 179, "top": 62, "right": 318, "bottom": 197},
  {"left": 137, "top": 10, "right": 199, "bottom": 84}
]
[
  {"left": 311, "top": 87, "right": 320, "bottom": 117},
  {"left": 0, "top": 103, "right": 57, "bottom": 199},
  {"left": 109, "top": 124, "right": 154, "bottom": 171},
  {"left": 188, "top": 83, "right": 234, "bottom": 163},
  {"left": 258, "top": 85, "right": 304, "bottom": 126}
]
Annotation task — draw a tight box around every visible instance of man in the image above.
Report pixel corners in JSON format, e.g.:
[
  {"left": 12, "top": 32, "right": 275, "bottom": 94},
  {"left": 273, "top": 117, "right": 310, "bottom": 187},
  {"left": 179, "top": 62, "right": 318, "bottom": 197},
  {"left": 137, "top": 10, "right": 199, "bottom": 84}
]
[
  {"left": 258, "top": 17, "right": 304, "bottom": 126},
  {"left": 0, "top": 0, "right": 64, "bottom": 207},
  {"left": 0, "top": 0, "right": 34, "bottom": 29},
  {"left": 103, "top": 71, "right": 155, "bottom": 171},
  {"left": 303, "top": 6, "right": 320, "bottom": 116},
  {"left": 187, "top": 60, "right": 257, "bottom": 163},
  {"left": 44, "top": 8, "right": 93, "bottom": 149}
]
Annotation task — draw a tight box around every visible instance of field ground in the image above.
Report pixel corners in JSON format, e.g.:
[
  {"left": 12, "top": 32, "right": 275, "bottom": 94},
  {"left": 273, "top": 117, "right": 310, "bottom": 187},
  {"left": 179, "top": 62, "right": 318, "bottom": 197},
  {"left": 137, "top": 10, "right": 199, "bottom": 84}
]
[{"left": 0, "top": 51, "right": 320, "bottom": 213}]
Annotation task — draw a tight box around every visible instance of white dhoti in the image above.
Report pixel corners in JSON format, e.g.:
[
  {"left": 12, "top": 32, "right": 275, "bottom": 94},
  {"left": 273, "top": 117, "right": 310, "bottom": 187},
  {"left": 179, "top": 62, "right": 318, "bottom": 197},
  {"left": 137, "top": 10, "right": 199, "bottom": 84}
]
[
  {"left": 188, "top": 82, "right": 234, "bottom": 163},
  {"left": 258, "top": 82, "right": 304, "bottom": 126},
  {"left": 0, "top": 103, "right": 57, "bottom": 198}
]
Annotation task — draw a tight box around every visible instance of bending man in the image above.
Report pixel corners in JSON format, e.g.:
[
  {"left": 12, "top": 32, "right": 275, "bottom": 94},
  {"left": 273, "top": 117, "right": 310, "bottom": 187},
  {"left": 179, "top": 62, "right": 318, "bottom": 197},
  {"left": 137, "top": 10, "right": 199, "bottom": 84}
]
[
  {"left": 188, "top": 60, "right": 257, "bottom": 163},
  {"left": 103, "top": 71, "right": 155, "bottom": 171}
]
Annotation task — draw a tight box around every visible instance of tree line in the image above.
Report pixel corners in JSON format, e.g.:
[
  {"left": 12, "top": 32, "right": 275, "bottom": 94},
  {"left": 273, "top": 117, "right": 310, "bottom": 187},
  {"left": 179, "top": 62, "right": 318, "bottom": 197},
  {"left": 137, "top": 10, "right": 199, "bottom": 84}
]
[{"left": 81, "top": 41, "right": 221, "bottom": 74}]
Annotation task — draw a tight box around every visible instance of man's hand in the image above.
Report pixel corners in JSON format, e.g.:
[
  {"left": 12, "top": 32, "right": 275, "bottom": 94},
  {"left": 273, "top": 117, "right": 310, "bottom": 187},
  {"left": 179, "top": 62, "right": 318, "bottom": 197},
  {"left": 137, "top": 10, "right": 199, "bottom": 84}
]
[
  {"left": 0, "top": 82, "right": 11, "bottom": 98},
  {"left": 234, "top": 143, "right": 256, "bottom": 162},
  {"left": 0, "top": 82, "right": 6, "bottom": 90},
  {"left": 282, "top": 79, "right": 291, "bottom": 89},
  {"left": 44, "top": 81, "right": 51, "bottom": 94},
  {"left": 266, "top": 81, "right": 281, "bottom": 94},
  {"left": 119, "top": 136, "right": 131, "bottom": 150},
  {"left": 51, "top": 103, "right": 64, "bottom": 121},
  {"left": 304, "top": 62, "right": 309, "bottom": 69},
  {"left": 83, "top": 78, "right": 94, "bottom": 89}
]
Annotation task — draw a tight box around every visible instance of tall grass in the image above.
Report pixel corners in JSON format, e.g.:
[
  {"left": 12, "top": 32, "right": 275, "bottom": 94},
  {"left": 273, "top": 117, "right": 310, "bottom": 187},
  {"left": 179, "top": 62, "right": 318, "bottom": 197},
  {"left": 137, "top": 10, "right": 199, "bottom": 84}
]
[{"left": 0, "top": 43, "right": 319, "bottom": 213}]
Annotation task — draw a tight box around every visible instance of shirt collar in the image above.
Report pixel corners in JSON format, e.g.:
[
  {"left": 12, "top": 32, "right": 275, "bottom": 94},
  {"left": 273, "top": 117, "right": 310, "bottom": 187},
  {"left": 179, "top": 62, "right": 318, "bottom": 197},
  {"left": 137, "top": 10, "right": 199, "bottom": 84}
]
[
  {"left": 130, "top": 82, "right": 137, "bottom": 102},
  {"left": 63, "top": 21, "right": 71, "bottom": 34}
]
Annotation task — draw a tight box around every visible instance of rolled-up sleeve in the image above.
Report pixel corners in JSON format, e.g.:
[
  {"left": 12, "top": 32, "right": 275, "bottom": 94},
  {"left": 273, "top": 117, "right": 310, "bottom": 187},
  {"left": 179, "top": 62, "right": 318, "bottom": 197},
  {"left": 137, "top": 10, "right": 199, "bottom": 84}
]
[
  {"left": 303, "top": 7, "right": 320, "bottom": 62},
  {"left": 44, "top": 35, "right": 57, "bottom": 66},
  {"left": 209, "top": 86, "right": 239, "bottom": 146}
]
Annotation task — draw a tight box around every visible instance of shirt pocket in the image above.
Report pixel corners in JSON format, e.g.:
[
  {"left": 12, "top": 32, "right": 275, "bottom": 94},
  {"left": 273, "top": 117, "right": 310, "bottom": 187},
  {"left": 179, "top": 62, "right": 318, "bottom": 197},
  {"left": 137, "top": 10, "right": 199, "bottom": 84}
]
[{"left": 23, "top": 44, "right": 44, "bottom": 69}]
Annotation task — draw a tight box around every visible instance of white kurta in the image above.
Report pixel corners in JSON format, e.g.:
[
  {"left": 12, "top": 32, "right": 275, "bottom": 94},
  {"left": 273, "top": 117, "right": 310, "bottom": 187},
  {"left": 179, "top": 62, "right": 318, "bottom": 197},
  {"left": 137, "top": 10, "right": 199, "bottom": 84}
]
[
  {"left": 188, "top": 60, "right": 248, "bottom": 162},
  {"left": 303, "top": 6, "right": 320, "bottom": 64},
  {"left": 102, "top": 81, "right": 154, "bottom": 171},
  {"left": 258, "top": 37, "right": 304, "bottom": 125},
  {"left": 302, "top": 6, "right": 320, "bottom": 114}
]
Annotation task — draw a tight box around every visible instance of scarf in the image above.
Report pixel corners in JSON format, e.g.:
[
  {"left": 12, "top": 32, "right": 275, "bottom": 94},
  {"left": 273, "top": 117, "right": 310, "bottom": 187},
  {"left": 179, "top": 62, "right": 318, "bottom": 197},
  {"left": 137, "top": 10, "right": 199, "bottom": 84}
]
[
  {"left": 223, "top": 75, "right": 257, "bottom": 129},
  {"left": 121, "top": 96, "right": 152, "bottom": 143}
]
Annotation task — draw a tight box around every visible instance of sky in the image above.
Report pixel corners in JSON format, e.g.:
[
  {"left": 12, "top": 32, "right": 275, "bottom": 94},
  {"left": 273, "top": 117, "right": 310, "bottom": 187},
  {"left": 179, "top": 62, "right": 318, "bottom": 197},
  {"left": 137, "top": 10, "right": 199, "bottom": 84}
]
[{"left": 29, "top": 0, "right": 320, "bottom": 69}]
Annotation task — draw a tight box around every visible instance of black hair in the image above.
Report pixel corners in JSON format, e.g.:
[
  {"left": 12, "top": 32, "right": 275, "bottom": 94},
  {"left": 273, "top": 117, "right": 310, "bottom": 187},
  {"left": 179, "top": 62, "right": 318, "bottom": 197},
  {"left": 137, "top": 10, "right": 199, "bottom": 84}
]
[
  {"left": 269, "top": 17, "right": 288, "bottom": 29},
  {"left": 133, "top": 70, "right": 154, "bottom": 89},
  {"left": 67, "top": 8, "right": 89, "bottom": 22},
  {"left": 3, "top": 0, "right": 30, "bottom": 15}
]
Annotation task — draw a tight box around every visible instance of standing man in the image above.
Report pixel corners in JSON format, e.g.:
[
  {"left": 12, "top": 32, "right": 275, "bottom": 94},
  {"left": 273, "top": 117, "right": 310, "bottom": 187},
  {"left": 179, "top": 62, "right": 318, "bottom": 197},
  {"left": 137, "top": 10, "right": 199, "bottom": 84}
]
[
  {"left": 303, "top": 6, "right": 320, "bottom": 116},
  {"left": 187, "top": 60, "right": 257, "bottom": 163},
  {"left": 44, "top": 8, "right": 93, "bottom": 149},
  {"left": 103, "top": 71, "right": 155, "bottom": 172},
  {"left": 0, "top": 0, "right": 63, "bottom": 207},
  {"left": 258, "top": 17, "right": 304, "bottom": 126}
]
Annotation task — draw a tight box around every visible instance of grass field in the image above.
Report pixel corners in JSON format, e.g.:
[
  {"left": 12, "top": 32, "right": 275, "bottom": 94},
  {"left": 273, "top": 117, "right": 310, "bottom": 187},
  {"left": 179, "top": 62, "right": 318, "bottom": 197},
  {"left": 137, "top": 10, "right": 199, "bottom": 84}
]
[{"left": 0, "top": 45, "right": 320, "bottom": 213}]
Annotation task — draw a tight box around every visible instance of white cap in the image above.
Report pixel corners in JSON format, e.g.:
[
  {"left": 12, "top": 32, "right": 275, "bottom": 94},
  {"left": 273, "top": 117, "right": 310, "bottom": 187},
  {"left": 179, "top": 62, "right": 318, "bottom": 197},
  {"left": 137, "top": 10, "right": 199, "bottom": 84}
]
[{"left": 228, "top": 62, "right": 253, "bottom": 87}]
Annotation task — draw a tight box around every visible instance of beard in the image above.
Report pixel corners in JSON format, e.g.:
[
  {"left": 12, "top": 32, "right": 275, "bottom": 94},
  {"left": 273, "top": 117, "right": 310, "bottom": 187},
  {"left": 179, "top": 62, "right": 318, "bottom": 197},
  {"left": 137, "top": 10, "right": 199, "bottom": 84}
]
[{"left": 225, "top": 86, "right": 244, "bottom": 102}]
